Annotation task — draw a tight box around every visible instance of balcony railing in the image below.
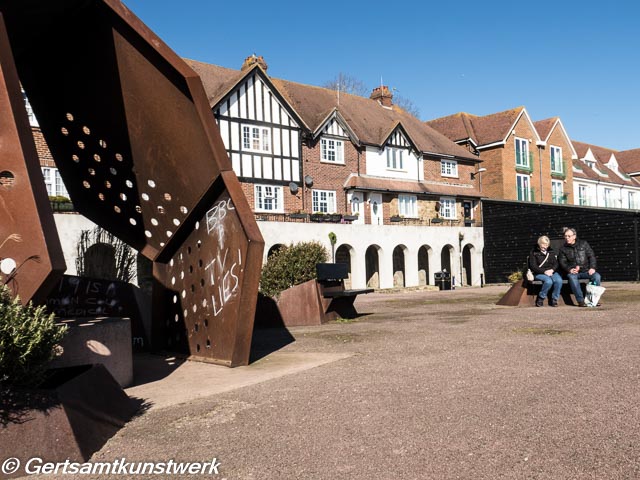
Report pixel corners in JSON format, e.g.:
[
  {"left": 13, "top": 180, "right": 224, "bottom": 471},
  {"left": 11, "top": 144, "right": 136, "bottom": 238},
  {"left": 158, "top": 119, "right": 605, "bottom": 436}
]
[
  {"left": 517, "top": 187, "right": 535, "bottom": 202},
  {"left": 253, "top": 212, "right": 481, "bottom": 226},
  {"left": 551, "top": 159, "right": 567, "bottom": 179},
  {"left": 516, "top": 152, "right": 534, "bottom": 173},
  {"left": 552, "top": 194, "right": 568, "bottom": 204}
]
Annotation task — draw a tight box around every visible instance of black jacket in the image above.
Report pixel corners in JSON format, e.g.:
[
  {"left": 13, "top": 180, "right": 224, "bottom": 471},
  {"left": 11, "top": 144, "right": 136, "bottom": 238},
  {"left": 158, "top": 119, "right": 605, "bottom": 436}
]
[
  {"left": 558, "top": 239, "right": 597, "bottom": 273},
  {"left": 529, "top": 246, "right": 560, "bottom": 275}
]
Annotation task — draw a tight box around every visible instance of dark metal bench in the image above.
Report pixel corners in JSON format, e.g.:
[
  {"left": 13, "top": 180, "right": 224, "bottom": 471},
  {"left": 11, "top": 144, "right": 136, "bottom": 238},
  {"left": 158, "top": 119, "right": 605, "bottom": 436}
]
[
  {"left": 315, "top": 263, "right": 373, "bottom": 319},
  {"left": 526, "top": 277, "right": 590, "bottom": 306}
]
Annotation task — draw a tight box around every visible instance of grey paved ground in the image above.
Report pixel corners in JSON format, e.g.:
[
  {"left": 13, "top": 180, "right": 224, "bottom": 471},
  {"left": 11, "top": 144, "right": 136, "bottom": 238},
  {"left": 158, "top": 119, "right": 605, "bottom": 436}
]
[{"left": 30, "top": 283, "right": 640, "bottom": 479}]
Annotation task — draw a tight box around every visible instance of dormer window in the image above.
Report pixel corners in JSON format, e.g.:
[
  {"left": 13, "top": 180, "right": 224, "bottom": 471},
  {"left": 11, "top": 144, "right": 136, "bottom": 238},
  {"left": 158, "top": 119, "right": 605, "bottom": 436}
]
[{"left": 320, "top": 137, "right": 344, "bottom": 164}]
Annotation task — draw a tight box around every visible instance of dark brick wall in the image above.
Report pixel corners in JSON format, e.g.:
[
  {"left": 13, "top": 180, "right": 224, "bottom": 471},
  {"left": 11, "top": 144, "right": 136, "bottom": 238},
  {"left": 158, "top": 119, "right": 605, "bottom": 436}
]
[{"left": 483, "top": 199, "right": 640, "bottom": 283}]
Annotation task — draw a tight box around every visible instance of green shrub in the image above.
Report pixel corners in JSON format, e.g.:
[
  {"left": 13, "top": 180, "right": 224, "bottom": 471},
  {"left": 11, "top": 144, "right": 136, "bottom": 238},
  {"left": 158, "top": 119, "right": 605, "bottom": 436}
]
[
  {"left": 259, "top": 241, "right": 328, "bottom": 298},
  {"left": 0, "top": 286, "right": 67, "bottom": 387},
  {"left": 508, "top": 270, "right": 523, "bottom": 283}
]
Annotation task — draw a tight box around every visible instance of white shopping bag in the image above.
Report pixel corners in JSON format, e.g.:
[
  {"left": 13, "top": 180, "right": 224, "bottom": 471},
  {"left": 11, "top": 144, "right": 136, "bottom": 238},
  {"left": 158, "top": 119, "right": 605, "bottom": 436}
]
[{"left": 585, "top": 283, "right": 605, "bottom": 307}]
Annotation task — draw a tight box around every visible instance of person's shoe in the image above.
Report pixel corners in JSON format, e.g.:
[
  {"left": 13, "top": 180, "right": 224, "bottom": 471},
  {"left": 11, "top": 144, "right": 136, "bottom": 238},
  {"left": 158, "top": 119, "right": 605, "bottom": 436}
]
[
  {"left": 577, "top": 301, "right": 587, "bottom": 307},
  {"left": 536, "top": 297, "right": 544, "bottom": 307},
  {"left": 551, "top": 299, "right": 559, "bottom": 307}
]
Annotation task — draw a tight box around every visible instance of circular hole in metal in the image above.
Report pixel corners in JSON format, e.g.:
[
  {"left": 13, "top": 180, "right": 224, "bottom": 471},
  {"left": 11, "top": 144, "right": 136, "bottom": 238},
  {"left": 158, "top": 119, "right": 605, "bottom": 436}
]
[
  {"left": 83, "top": 181, "right": 90, "bottom": 189},
  {"left": 206, "top": 339, "right": 211, "bottom": 349},
  {"left": 164, "top": 193, "right": 172, "bottom": 201},
  {"left": 187, "top": 246, "right": 192, "bottom": 255},
  {"left": 120, "top": 193, "right": 127, "bottom": 201},
  {"left": 183, "top": 309, "right": 188, "bottom": 318},
  {"left": 88, "top": 168, "right": 96, "bottom": 176},
  {"left": 198, "top": 259, "right": 203, "bottom": 268},
  {"left": 104, "top": 181, "right": 111, "bottom": 189},
  {"left": 181, "top": 290, "right": 186, "bottom": 299},
  {"left": 151, "top": 218, "right": 158, "bottom": 226},
  {"left": 93, "top": 154, "right": 101, "bottom": 162},
  {"left": 174, "top": 314, "right": 179, "bottom": 322},
  {"left": 169, "top": 259, "right": 174, "bottom": 267},
  {"left": 166, "top": 231, "right": 172, "bottom": 238},
  {"left": 114, "top": 206, "right": 121, "bottom": 213},
  {"left": 204, "top": 319, "right": 209, "bottom": 328},
  {"left": 180, "top": 271, "right": 184, "bottom": 280},
  {"left": 173, "top": 218, "right": 180, "bottom": 226},
  {"left": 129, "top": 218, "right": 136, "bottom": 226},
  {"left": 197, "top": 240, "right": 202, "bottom": 249},
  {"left": 192, "top": 304, "right": 197, "bottom": 312},
  {"left": 148, "top": 180, "right": 156, "bottom": 188},
  {"left": 72, "top": 154, "right": 80, "bottom": 163},
  {"left": 135, "top": 205, "right": 142, "bottom": 213},
  {"left": 82, "top": 126, "right": 90, "bottom": 135},
  {"left": 109, "top": 167, "right": 117, "bottom": 175},
  {"left": 98, "top": 193, "right": 105, "bottom": 201},
  {"left": 77, "top": 140, "right": 85, "bottom": 149},
  {"left": 180, "top": 206, "right": 188, "bottom": 214},
  {"left": 61, "top": 127, "right": 69, "bottom": 136},
  {"left": 141, "top": 193, "right": 149, "bottom": 201},
  {"left": 190, "top": 284, "right": 195, "bottom": 293},
  {"left": 201, "top": 299, "right": 207, "bottom": 308},
  {"left": 160, "top": 242, "right": 165, "bottom": 247},
  {"left": 194, "top": 323, "right": 199, "bottom": 332},
  {"left": 200, "top": 278, "right": 205, "bottom": 287},
  {"left": 194, "top": 221, "right": 200, "bottom": 230},
  {"left": 125, "top": 180, "right": 133, "bottom": 188},
  {"left": 66, "top": 113, "right": 74, "bottom": 121},
  {"left": 99, "top": 139, "right": 107, "bottom": 149},
  {"left": 157, "top": 206, "right": 165, "bottom": 214},
  {"left": 196, "top": 344, "right": 200, "bottom": 352},
  {"left": 171, "top": 276, "right": 175, "bottom": 285},
  {"left": 115, "top": 153, "right": 123, "bottom": 161},
  {"left": 145, "top": 230, "right": 152, "bottom": 238},
  {"left": 173, "top": 295, "right": 177, "bottom": 304},
  {"left": 0, "top": 171, "right": 15, "bottom": 188}
]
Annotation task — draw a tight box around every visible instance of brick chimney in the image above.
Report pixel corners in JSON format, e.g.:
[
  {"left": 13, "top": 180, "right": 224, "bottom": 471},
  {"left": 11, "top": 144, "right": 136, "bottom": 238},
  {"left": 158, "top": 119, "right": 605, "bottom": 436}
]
[
  {"left": 370, "top": 86, "right": 393, "bottom": 107},
  {"left": 241, "top": 54, "right": 268, "bottom": 72}
]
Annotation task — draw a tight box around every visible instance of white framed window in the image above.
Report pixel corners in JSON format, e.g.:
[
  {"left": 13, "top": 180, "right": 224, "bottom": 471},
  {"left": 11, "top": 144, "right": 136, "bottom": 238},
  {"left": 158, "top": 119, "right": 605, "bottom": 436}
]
[
  {"left": 604, "top": 188, "right": 614, "bottom": 208},
  {"left": 350, "top": 192, "right": 363, "bottom": 217},
  {"left": 398, "top": 194, "right": 417, "bottom": 217},
  {"left": 578, "top": 184, "right": 589, "bottom": 206},
  {"left": 515, "top": 137, "right": 530, "bottom": 168},
  {"left": 242, "top": 125, "right": 271, "bottom": 153},
  {"left": 439, "top": 197, "right": 456, "bottom": 219},
  {"left": 550, "top": 146, "right": 563, "bottom": 173},
  {"left": 312, "top": 189, "right": 336, "bottom": 213},
  {"left": 386, "top": 147, "right": 404, "bottom": 170},
  {"left": 629, "top": 192, "right": 639, "bottom": 209},
  {"left": 440, "top": 159, "right": 458, "bottom": 177},
  {"left": 551, "top": 180, "right": 564, "bottom": 203},
  {"left": 321, "top": 138, "right": 344, "bottom": 163},
  {"left": 254, "top": 185, "right": 282, "bottom": 212},
  {"left": 41, "top": 167, "right": 69, "bottom": 198},
  {"left": 516, "top": 174, "right": 531, "bottom": 201}
]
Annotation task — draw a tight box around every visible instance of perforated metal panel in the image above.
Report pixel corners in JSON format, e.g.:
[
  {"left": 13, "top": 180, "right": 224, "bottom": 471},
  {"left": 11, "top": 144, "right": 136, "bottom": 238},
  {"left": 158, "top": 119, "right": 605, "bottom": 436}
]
[{"left": 0, "top": 0, "right": 264, "bottom": 365}]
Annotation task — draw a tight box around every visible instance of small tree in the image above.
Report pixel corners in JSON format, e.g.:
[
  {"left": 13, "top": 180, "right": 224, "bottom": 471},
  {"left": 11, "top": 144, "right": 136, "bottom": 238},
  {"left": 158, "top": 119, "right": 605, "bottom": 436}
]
[
  {"left": 259, "top": 241, "right": 329, "bottom": 298},
  {"left": 0, "top": 286, "right": 67, "bottom": 388}
]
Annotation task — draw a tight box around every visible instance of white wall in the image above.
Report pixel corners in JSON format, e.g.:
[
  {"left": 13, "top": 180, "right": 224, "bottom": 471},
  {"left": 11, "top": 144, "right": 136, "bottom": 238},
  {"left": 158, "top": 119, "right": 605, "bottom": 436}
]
[{"left": 364, "top": 146, "right": 423, "bottom": 181}]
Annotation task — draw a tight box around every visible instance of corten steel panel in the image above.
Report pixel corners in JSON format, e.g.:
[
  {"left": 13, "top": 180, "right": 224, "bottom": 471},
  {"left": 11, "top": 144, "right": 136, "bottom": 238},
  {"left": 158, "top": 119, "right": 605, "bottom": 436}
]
[
  {"left": 0, "top": 15, "right": 65, "bottom": 304},
  {"left": 0, "top": 1, "right": 264, "bottom": 365}
]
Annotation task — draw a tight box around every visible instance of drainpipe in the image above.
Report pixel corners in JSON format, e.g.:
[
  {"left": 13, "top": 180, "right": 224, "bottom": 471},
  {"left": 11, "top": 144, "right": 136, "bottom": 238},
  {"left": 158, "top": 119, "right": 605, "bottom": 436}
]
[{"left": 538, "top": 145, "right": 543, "bottom": 202}]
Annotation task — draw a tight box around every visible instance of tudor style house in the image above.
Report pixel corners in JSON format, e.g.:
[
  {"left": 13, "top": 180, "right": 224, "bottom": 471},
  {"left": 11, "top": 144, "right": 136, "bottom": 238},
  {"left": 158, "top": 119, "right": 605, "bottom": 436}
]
[
  {"left": 427, "top": 107, "right": 576, "bottom": 204},
  {"left": 186, "top": 55, "right": 485, "bottom": 289},
  {"left": 571, "top": 141, "right": 640, "bottom": 209}
]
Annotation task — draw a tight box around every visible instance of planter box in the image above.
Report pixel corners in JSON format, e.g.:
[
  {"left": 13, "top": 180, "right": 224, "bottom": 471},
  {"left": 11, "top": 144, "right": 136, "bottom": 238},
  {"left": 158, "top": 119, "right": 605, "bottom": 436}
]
[
  {"left": 288, "top": 213, "right": 308, "bottom": 220},
  {"left": 0, "top": 364, "right": 136, "bottom": 479},
  {"left": 390, "top": 216, "right": 403, "bottom": 222}
]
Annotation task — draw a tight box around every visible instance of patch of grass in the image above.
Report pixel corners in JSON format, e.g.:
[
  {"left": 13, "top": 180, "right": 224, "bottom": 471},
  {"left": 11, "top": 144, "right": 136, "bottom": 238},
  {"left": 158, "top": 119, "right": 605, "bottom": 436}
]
[{"left": 513, "top": 327, "right": 574, "bottom": 336}]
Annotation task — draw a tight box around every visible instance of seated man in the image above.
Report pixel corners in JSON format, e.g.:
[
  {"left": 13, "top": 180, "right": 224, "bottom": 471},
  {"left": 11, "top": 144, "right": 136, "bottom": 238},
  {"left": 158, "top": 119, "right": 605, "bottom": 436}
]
[{"left": 558, "top": 227, "right": 601, "bottom": 307}]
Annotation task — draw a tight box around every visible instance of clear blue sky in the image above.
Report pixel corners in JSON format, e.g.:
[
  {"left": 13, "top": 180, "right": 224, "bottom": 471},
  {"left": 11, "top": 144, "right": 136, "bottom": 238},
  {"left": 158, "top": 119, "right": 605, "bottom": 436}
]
[{"left": 123, "top": 0, "right": 640, "bottom": 151}]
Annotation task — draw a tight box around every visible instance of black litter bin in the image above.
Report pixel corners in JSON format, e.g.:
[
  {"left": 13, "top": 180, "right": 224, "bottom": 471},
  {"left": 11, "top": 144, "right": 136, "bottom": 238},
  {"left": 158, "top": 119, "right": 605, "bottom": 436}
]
[{"left": 434, "top": 271, "right": 452, "bottom": 290}]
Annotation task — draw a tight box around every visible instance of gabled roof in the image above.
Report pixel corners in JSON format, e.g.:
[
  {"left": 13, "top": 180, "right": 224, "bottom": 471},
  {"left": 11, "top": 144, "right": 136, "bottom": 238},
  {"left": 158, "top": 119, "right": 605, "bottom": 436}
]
[
  {"left": 571, "top": 141, "right": 640, "bottom": 187},
  {"left": 616, "top": 148, "right": 640, "bottom": 175},
  {"left": 534, "top": 117, "right": 578, "bottom": 159},
  {"left": 185, "top": 58, "right": 479, "bottom": 162},
  {"left": 427, "top": 107, "right": 539, "bottom": 148}
]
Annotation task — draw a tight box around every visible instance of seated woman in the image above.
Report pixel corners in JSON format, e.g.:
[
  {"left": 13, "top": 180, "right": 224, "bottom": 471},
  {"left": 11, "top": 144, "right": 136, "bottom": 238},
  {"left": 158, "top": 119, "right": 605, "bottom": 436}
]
[{"left": 529, "top": 235, "right": 563, "bottom": 307}]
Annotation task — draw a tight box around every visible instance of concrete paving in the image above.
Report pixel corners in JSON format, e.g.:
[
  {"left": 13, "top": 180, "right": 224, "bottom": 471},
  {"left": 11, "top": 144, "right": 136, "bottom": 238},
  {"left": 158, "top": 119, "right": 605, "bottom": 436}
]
[{"left": 23, "top": 282, "right": 640, "bottom": 479}]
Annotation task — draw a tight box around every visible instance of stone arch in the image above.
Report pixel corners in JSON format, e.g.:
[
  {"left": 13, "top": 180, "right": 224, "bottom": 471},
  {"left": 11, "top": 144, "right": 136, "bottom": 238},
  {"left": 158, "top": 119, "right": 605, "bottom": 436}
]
[
  {"left": 365, "top": 244, "right": 381, "bottom": 289},
  {"left": 267, "top": 243, "right": 285, "bottom": 258},
  {"left": 418, "top": 245, "right": 432, "bottom": 286},
  {"left": 463, "top": 243, "right": 474, "bottom": 286},
  {"left": 392, "top": 244, "right": 408, "bottom": 287},
  {"left": 440, "top": 244, "right": 454, "bottom": 276},
  {"left": 335, "top": 243, "right": 355, "bottom": 289}
]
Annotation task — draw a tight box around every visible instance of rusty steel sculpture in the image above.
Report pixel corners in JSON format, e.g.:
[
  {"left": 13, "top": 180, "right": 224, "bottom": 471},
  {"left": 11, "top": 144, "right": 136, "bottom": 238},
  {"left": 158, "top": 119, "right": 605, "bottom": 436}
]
[{"left": 0, "top": 0, "right": 264, "bottom": 366}]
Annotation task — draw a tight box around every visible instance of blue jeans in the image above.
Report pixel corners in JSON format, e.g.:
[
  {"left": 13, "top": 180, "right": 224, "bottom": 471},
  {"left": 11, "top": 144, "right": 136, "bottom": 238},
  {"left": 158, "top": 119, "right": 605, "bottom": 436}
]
[
  {"left": 567, "top": 271, "right": 601, "bottom": 302},
  {"left": 535, "top": 272, "right": 563, "bottom": 300}
]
